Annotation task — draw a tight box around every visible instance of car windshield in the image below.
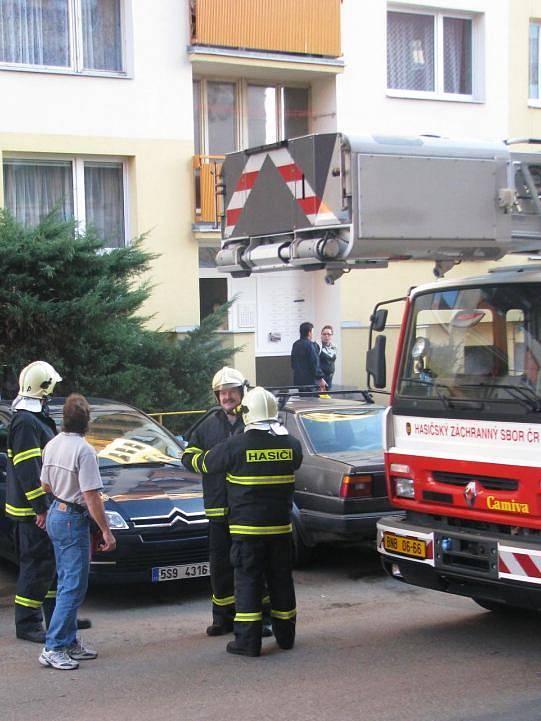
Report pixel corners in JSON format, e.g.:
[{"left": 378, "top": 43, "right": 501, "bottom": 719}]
[
  {"left": 299, "top": 408, "right": 383, "bottom": 454},
  {"left": 397, "top": 282, "right": 541, "bottom": 417},
  {"left": 53, "top": 409, "right": 183, "bottom": 468}
]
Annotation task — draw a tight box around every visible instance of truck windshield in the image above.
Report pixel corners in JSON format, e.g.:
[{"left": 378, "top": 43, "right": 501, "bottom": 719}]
[{"left": 397, "top": 282, "right": 541, "bottom": 416}]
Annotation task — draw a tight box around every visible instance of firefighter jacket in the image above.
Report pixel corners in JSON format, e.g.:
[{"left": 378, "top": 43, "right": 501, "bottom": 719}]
[
  {"left": 6, "top": 409, "right": 57, "bottom": 521},
  {"left": 201, "top": 429, "right": 303, "bottom": 537},
  {"left": 182, "top": 407, "right": 244, "bottom": 519}
]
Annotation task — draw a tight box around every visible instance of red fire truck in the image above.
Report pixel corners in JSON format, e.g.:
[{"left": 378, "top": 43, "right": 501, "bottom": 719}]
[
  {"left": 218, "top": 132, "right": 541, "bottom": 610},
  {"left": 369, "top": 265, "right": 541, "bottom": 611}
]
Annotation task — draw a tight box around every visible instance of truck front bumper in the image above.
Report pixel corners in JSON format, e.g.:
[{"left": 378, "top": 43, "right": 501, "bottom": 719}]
[{"left": 377, "top": 515, "right": 541, "bottom": 609}]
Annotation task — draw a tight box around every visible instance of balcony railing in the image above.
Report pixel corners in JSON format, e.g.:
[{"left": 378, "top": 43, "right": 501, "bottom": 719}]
[
  {"left": 190, "top": 0, "right": 341, "bottom": 58},
  {"left": 193, "top": 154, "right": 224, "bottom": 227}
]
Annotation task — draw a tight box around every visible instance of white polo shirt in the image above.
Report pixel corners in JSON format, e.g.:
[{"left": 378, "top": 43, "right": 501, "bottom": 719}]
[{"left": 41, "top": 432, "right": 103, "bottom": 506}]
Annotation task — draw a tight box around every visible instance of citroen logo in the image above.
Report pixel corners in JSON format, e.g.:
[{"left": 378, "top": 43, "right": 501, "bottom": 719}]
[{"left": 464, "top": 481, "right": 478, "bottom": 508}]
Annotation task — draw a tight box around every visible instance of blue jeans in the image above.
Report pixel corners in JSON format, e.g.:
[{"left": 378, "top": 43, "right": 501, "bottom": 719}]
[{"left": 45, "top": 500, "right": 90, "bottom": 650}]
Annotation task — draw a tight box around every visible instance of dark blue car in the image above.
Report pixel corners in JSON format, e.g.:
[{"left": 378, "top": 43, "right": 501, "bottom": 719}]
[{"left": 0, "top": 398, "right": 209, "bottom": 584}]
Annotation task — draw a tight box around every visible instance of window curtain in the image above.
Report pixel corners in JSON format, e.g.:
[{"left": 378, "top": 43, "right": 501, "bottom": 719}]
[
  {"left": 530, "top": 22, "right": 540, "bottom": 100},
  {"left": 0, "top": 0, "right": 69, "bottom": 65},
  {"left": 207, "top": 82, "right": 236, "bottom": 154},
  {"left": 247, "top": 85, "right": 276, "bottom": 147},
  {"left": 387, "top": 11, "right": 434, "bottom": 92},
  {"left": 443, "top": 17, "right": 472, "bottom": 94},
  {"left": 2, "top": 160, "right": 73, "bottom": 226},
  {"left": 81, "top": 0, "right": 122, "bottom": 71},
  {"left": 283, "top": 87, "right": 309, "bottom": 139},
  {"left": 84, "top": 162, "right": 125, "bottom": 247}
]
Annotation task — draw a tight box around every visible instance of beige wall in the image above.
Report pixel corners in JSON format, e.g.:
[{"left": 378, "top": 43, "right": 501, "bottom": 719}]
[
  {"left": 0, "top": 132, "right": 199, "bottom": 331},
  {"left": 219, "top": 331, "right": 256, "bottom": 385},
  {"left": 509, "top": 0, "right": 541, "bottom": 139}
]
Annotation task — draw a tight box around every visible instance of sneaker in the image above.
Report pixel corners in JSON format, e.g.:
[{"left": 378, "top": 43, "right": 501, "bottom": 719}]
[
  {"left": 39, "top": 648, "right": 79, "bottom": 670},
  {"left": 67, "top": 637, "right": 98, "bottom": 660}
]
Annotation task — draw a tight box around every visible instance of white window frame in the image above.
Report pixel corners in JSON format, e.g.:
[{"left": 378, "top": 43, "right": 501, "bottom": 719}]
[
  {"left": 0, "top": 0, "right": 132, "bottom": 78},
  {"left": 386, "top": 5, "right": 483, "bottom": 103},
  {"left": 2, "top": 152, "right": 130, "bottom": 248},
  {"left": 529, "top": 19, "right": 541, "bottom": 107},
  {"left": 193, "top": 77, "right": 311, "bottom": 156}
]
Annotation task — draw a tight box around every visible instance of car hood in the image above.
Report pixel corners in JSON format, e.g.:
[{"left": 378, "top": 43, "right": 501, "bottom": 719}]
[
  {"left": 99, "top": 464, "right": 204, "bottom": 518},
  {"left": 313, "top": 449, "right": 384, "bottom": 467}
]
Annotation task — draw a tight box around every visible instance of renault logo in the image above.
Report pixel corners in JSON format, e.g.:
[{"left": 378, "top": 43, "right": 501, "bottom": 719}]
[{"left": 464, "top": 481, "right": 478, "bottom": 508}]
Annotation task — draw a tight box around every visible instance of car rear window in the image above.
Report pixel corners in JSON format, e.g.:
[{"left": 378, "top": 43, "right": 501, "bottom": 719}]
[{"left": 299, "top": 409, "right": 383, "bottom": 454}]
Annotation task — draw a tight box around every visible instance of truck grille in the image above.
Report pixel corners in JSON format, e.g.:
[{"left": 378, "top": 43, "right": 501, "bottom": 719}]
[{"left": 432, "top": 471, "right": 518, "bottom": 491}]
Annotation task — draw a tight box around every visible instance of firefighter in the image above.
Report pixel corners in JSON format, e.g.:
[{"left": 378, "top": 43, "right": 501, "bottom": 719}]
[
  {"left": 200, "top": 386, "right": 303, "bottom": 657},
  {"left": 182, "top": 366, "right": 247, "bottom": 636},
  {"left": 6, "top": 361, "right": 61, "bottom": 643}
]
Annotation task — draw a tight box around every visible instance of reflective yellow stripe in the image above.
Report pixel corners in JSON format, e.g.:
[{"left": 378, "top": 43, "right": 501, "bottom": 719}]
[
  {"left": 261, "top": 595, "right": 271, "bottom": 605},
  {"left": 205, "top": 507, "right": 228, "bottom": 518},
  {"left": 5, "top": 503, "right": 35, "bottom": 517},
  {"left": 7, "top": 449, "right": 13, "bottom": 458},
  {"left": 271, "top": 608, "right": 297, "bottom": 620},
  {"left": 191, "top": 452, "right": 202, "bottom": 474},
  {"left": 15, "top": 595, "right": 42, "bottom": 609},
  {"left": 229, "top": 524, "right": 292, "bottom": 535},
  {"left": 234, "top": 612, "right": 263, "bottom": 622},
  {"left": 226, "top": 474, "right": 295, "bottom": 486},
  {"left": 25, "top": 487, "right": 46, "bottom": 501},
  {"left": 201, "top": 454, "right": 208, "bottom": 473},
  {"left": 45, "top": 590, "right": 57, "bottom": 599},
  {"left": 13, "top": 447, "right": 41, "bottom": 465},
  {"left": 212, "top": 594, "right": 235, "bottom": 607},
  {"left": 184, "top": 446, "right": 203, "bottom": 454}
]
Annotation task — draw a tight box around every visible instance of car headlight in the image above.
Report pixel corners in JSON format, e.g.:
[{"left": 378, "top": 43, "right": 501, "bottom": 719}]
[
  {"left": 104, "top": 510, "right": 129, "bottom": 529},
  {"left": 394, "top": 477, "right": 415, "bottom": 499}
]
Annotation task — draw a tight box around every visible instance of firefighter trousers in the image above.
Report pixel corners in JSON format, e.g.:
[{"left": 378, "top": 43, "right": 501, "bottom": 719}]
[
  {"left": 230, "top": 535, "right": 296, "bottom": 654},
  {"left": 13, "top": 521, "right": 56, "bottom": 633},
  {"left": 208, "top": 520, "right": 235, "bottom": 625}
]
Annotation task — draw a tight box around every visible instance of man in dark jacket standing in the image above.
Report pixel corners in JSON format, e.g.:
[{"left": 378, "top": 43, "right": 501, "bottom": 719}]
[
  {"left": 200, "top": 387, "right": 303, "bottom": 657},
  {"left": 290, "top": 322, "right": 327, "bottom": 391},
  {"left": 182, "top": 367, "right": 246, "bottom": 636},
  {"left": 6, "top": 361, "right": 61, "bottom": 643}
]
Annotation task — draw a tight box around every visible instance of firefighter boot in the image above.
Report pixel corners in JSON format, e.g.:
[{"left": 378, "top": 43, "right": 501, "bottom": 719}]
[
  {"left": 15, "top": 606, "right": 45, "bottom": 643},
  {"left": 206, "top": 620, "right": 234, "bottom": 637},
  {"left": 226, "top": 640, "right": 261, "bottom": 657}
]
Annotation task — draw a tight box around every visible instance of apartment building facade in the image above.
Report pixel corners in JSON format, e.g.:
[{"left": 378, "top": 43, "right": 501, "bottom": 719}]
[{"left": 0, "top": 1, "right": 539, "bottom": 389}]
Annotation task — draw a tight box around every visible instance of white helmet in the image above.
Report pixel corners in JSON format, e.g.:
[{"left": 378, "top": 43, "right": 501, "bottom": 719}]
[
  {"left": 242, "top": 387, "right": 278, "bottom": 426},
  {"left": 212, "top": 366, "right": 246, "bottom": 394},
  {"left": 18, "top": 361, "right": 62, "bottom": 399}
]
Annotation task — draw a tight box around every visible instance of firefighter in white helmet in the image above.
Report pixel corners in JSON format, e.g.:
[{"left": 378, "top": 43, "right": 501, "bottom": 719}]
[
  {"left": 182, "top": 366, "right": 247, "bottom": 636},
  {"left": 6, "top": 361, "right": 62, "bottom": 643},
  {"left": 196, "top": 387, "right": 303, "bottom": 657}
]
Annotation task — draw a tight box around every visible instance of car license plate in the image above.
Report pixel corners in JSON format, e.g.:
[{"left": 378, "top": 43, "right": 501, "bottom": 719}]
[
  {"left": 383, "top": 532, "right": 427, "bottom": 559},
  {"left": 151, "top": 562, "right": 210, "bottom": 582}
]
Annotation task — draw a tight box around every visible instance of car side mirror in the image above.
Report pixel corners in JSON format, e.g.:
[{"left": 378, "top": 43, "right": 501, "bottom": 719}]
[
  {"left": 366, "top": 335, "right": 387, "bottom": 389},
  {"left": 370, "top": 308, "right": 388, "bottom": 333}
]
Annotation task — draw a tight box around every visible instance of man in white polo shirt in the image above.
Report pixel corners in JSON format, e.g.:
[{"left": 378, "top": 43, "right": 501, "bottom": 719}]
[{"left": 38, "top": 394, "right": 116, "bottom": 671}]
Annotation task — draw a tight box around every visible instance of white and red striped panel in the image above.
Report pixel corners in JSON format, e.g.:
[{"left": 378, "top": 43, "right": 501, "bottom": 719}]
[
  {"left": 224, "top": 146, "right": 337, "bottom": 237},
  {"left": 498, "top": 544, "right": 541, "bottom": 585}
]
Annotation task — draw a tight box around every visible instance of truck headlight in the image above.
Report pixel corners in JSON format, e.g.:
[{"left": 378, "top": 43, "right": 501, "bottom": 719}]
[
  {"left": 394, "top": 477, "right": 415, "bottom": 499},
  {"left": 104, "top": 510, "right": 129, "bottom": 529}
]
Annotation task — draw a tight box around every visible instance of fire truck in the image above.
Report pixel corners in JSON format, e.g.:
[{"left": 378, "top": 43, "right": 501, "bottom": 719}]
[{"left": 218, "top": 132, "right": 541, "bottom": 610}]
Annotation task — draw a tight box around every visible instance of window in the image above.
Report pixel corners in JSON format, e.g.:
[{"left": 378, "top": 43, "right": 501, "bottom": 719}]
[
  {"left": 193, "top": 79, "right": 310, "bottom": 156},
  {"left": 0, "top": 0, "right": 124, "bottom": 73},
  {"left": 530, "top": 20, "right": 541, "bottom": 101},
  {"left": 387, "top": 9, "right": 474, "bottom": 97},
  {"left": 3, "top": 156, "right": 127, "bottom": 247}
]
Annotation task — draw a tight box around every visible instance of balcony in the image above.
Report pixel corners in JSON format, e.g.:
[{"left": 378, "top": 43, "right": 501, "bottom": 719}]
[
  {"left": 193, "top": 154, "right": 224, "bottom": 228},
  {"left": 190, "top": 0, "right": 341, "bottom": 59}
]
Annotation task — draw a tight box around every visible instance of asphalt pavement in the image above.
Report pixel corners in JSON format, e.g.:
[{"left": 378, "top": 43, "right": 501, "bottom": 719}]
[{"left": 1, "top": 545, "right": 541, "bottom": 721}]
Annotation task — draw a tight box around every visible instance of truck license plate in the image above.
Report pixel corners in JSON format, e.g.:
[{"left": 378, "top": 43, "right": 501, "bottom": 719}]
[
  {"left": 383, "top": 532, "right": 427, "bottom": 559},
  {"left": 152, "top": 562, "right": 210, "bottom": 582}
]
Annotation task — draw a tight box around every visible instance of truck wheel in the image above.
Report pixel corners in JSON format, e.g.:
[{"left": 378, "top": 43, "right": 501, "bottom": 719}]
[
  {"left": 472, "top": 598, "right": 523, "bottom": 614},
  {"left": 292, "top": 521, "right": 313, "bottom": 568}
]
